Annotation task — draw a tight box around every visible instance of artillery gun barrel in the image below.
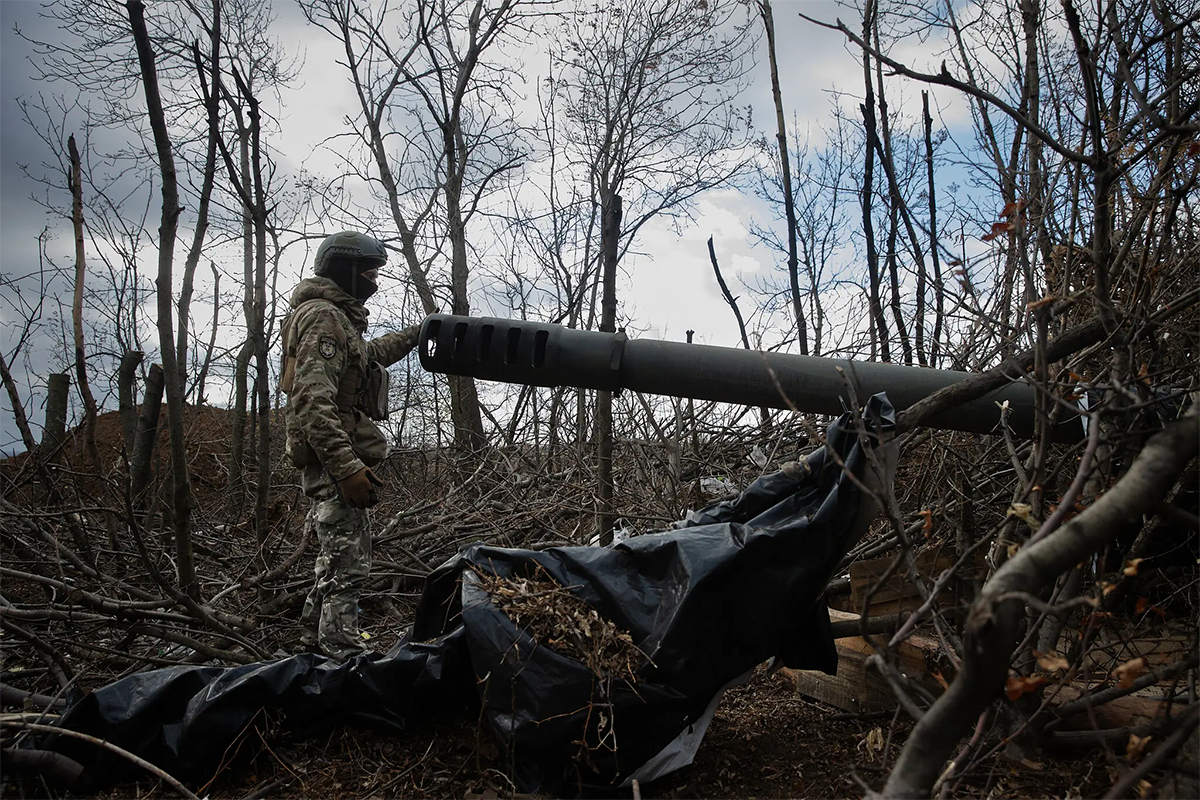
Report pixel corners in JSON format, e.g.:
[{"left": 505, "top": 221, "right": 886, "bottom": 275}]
[{"left": 418, "top": 313, "right": 1084, "bottom": 442}]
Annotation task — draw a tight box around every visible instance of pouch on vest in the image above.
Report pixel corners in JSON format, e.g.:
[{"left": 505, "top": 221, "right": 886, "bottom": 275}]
[
  {"left": 363, "top": 361, "right": 390, "bottom": 421},
  {"left": 281, "top": 355, "right": 297, "bottom": 394}
]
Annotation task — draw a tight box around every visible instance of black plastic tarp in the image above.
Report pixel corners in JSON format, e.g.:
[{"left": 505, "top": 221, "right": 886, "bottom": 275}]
[{"left": 49, "top": 395, "right": 896, "bottom": 794}]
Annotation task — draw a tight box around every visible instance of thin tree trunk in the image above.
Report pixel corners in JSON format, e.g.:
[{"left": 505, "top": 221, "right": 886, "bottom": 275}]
[
  {"left": 228, "top": 126, "right": 253, "bottom": 523},
  {"left": 126, "top": 0, "right": 198, "bottom": 600},
  {"left": 192, "top": 266, "right": 219, "bottom": 405},
  {"left": 43, "top": 372, "right": 94, "bottom": 562},
  {"left": 444, "top": 124, "right": 487, "bottom": 452},
  {"left": 178, "top": 8, "right": 222, "bottom": 398},
  {"left": 230, "top": 62, "right": 274, "bottom": 567},
  {"left": 253, "top": 162, "right": 272, "bottom": 568},
  {"left": 67, "top": 134, "right": 101, "bottom": 470},
  {"left": 708, "top": 236, "right": 770, "bottom": 430},
  {"left": 885, "top": 204, "right": 913, "bottom": 365},
  {"left": 0, "top": 351, "right": 38, "bottom": 456},
  {"left": 117, "top": 350, "right": 144, "bottom": 454},
  {"left": 43, "top": 373, "right": 69, "bottom": 473},
  {"left": 859, "top": 1, "right": 889, "bottom": 361},
  {"left": 228, "top": 341, "right": 251, "bottom": 520},
  {"left": 871, "top": 20, "right": 914, "bottom": 365},
  {"left": 130, "top": 363, "right": 164, "bottom": 507},
  {"left": 596, "top": 192, "right": 621, "bottom": 546},
  {"left": 758, "top": 0, "right": 807, "bottom": 355},
  {"left": 685, "top": 331, "right": 702, "bottom": 458},
  {"left": 922, "top": 92, "right": 944, "bottom": 367}
]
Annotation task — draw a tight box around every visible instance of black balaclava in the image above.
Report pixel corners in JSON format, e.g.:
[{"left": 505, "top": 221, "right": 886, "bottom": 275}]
[{"left": 325, "top": 257, "right": 379, "bottom": 302}]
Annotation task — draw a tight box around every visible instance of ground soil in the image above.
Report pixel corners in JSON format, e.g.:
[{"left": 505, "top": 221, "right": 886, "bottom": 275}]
[{"left": 78, "top": 663, "right": 1116, "bottom": 800}]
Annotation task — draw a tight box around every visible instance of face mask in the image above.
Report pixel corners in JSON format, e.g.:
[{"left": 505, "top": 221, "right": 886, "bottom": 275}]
[
  {"left": 328, "top": 261, "right": 380, "bottom": 302},
  {"left": 353, "top": 266, "right": 379, "bottom": 302}
]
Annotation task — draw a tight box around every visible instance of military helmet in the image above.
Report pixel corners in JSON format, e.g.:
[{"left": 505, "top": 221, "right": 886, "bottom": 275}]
[{"left": 313, "top": 231, "right": 388, "bottom": 276}]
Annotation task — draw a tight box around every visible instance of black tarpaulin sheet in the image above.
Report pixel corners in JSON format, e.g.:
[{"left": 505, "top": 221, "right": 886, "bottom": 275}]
[{"left": 50, "top": 395, "right": 895, "bottom": 793}]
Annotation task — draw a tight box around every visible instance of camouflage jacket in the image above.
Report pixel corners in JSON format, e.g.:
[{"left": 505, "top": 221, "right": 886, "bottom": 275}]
[{"left": 281, "top": 277, "right": 420, "bottom": 481}]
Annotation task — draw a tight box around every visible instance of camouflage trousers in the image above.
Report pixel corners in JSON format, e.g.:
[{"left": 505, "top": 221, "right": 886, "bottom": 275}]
[{"left": 299, "top": 473, "right": 372, "bottom": 661}]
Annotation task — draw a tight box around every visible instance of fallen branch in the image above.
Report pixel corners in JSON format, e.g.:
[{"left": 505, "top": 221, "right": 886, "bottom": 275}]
[
  {"left": 1, "top": 745, "right": 84, "bottom": 786},
  {"left": 0, "top": 720, "right": 200, "bottom": 800},
  {"left": 0, "top": 683, "right": 68, "bottom": 711},
  {"left": 1046, "top": 653, "right": 1198, "bottom": 729}
]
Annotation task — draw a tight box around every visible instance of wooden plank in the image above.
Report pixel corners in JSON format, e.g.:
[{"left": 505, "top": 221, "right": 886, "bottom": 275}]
[
  {"left": 848, "top": 549, "right": 954, "bottom": 615},
  {"left": 781, "top": 610, "right": 942, "bottom": 713},
  {"left": 845, "top": 546, "right": 982, "bottom": 616},
  {"left": 1045, "top": 683, "right": 1173, "bottom": 731},
  {"left": 1077, "top": 634, "right": 1192, "bottom": 673}
]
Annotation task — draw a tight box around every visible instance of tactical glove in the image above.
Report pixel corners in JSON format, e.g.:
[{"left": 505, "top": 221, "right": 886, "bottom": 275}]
[{"left": 339, "top": 466, "right": 382, "bottom": 509}]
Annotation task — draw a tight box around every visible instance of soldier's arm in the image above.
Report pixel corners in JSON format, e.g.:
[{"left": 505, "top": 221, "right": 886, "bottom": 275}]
[
  {"left": 289, "top": 307, "right": 364, "bottom": 481},
  {"left": 366, "top": 324, "right": 421, "bottom": 367}
]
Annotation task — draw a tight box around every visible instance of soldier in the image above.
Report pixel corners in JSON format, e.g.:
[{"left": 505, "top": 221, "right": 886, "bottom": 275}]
[{"left": 281, "top": 231, "right": 421, "bottom": 661}]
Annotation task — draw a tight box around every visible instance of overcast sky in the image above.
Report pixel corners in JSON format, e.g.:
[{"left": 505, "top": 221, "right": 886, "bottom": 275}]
[{"left": 1, "top": 0, "right": 975, "bottom": 450}]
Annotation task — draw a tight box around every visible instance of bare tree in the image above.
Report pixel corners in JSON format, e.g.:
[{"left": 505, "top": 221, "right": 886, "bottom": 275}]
[
  {"left": 749, "top": 115, "right": 857, "bottom": 358},
  {"left": 755, "top": 0, "right": 807, "bottom": 355},
  {"left": 66, "top": 133, "right": 102, "bottom": 469},
  {"left": 126, "top": 0, "right": 198, "bottom": 599},
  {"left": 300, "top": 0, "right": 535, "bottom": 452},
  {"left": 200, "top": 0, "right": 298, "bottom": 559},
  {"left": 546, "top": 0, "right": 758, "bottom": 542}
]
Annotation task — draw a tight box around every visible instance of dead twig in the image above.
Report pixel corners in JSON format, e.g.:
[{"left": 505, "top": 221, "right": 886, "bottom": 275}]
[{"left": 0, "top": 720, "right": 201, "bottom": 800}]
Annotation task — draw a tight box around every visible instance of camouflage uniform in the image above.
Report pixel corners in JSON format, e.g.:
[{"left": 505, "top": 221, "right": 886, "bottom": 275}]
[{"left": 282, "top": 275, "right": 420, "bottom": 660}]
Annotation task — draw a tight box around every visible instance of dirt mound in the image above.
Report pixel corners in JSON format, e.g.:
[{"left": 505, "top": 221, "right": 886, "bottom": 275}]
[{"left": 1, "top": 403, "right": 256, "bottom": 512}]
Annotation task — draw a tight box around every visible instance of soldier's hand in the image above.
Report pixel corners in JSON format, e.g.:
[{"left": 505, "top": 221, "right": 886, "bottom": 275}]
[{"left": 339, "top": 467, "right": 382, "bottom": 509}]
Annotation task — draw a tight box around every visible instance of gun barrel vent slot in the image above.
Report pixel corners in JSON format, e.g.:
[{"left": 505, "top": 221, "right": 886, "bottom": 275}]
[
  {"left": 452, "top": 322, "right": 468, "bottom": 359},
  {"left": 478, "top": 324, "right": 494, "bottom": 362},
  {"left": 423, "top": 319, "right": 441, "bottom": 359},
  {"left": 505, "top": 328, "right": 520, "bottom": 365},
  {"left": 532, "top": 329, "right": 548, "bottom": 368}
]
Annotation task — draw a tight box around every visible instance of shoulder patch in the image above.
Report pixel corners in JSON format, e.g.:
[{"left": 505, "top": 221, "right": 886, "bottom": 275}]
[{"left": 318, "top": 335, "right": 338, "bottom": 360}]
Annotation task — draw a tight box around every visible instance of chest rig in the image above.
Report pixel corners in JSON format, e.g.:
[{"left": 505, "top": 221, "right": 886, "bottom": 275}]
[{"left": 281, "top": 300, "right": 390, "bottom": 421}]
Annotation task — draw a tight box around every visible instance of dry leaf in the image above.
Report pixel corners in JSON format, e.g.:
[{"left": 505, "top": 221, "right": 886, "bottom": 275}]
[
  {"left": 858, "top": 727, "right": 885, "bottom": 754},
  {"left": 1036, "top": 653, "right": 1070, "bottom": 672},
  {"left": 921, "top": 509, "right": 934, "bottom": 539},
  {"left": 1123, "top": 558, "right": 1145, "bottom": 576},
  {"left": 1007, "top": 503, "right": 1039, "bottom": 529},
  {"left": 1101, "top": 581, "right": 1119, "bottom": 596},
  {"left": 1114, "top": 657, "right": 1148, "bottom": 689},
  {"left": 1126, "top": 733, "right": 1151, "bottom": 761},
  {"left": 931, "top": 669, "right": 949, "bottom": 690},
  {"left": 1000, "top": 200, "right": 1025, "bottom": 218},
  {"left": 1005, "top": 674, "right": 1046, "bottom": 700}
]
